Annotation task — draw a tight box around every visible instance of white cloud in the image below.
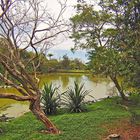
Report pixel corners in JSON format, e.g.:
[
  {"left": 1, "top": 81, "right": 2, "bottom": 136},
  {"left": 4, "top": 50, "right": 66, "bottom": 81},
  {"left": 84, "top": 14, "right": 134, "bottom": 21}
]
[
  {"left": 45, "top": 0, "right": 76, "bottom": 20},
  {"left": 51, "top": 39, "right": 74, "bottom": 50},
  {"left": 43, "top": 0, "right": 76, "bottom": 51}
]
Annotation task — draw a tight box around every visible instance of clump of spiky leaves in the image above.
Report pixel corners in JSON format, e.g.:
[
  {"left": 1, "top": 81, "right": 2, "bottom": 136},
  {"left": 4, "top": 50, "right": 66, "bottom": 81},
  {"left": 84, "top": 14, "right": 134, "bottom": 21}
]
[
  {"left": 41, "top": 83, "right": 61, "bottom": 115},
  {"left": 62, "top": 81, "right": 90, "bottom": 113}
]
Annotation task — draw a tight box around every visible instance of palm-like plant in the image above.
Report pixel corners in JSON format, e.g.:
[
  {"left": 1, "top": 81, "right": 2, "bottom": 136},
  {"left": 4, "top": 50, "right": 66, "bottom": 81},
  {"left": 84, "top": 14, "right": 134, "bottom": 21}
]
[
  {"left": 62, "top": 81, "right": 90, "bottom": 113},
  {"left": 41, "top": 83, "right": 61, "bottom": 115}
]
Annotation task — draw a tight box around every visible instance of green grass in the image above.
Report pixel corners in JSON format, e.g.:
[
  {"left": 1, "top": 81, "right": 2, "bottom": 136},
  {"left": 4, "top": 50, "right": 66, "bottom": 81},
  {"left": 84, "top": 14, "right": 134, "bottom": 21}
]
[
  {"left": 0, "top": 98, "right": 133, "bottom": 140},
  {"left": 56, "top": 70, "right": 90, "bottom": 73}
]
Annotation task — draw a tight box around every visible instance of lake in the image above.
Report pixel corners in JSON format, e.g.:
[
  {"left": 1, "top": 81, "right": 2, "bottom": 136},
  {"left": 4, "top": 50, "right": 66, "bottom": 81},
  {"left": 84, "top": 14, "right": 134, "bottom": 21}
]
[{"left": 0, "top": 73, "right": 117, "bottom": 117}]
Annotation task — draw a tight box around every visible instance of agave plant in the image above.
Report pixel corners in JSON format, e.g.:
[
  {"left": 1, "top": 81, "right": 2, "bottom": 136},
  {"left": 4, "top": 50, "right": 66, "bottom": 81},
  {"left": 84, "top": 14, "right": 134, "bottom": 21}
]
[
  {"left": 62, "top": 81, "right": 91, "bottom": 113},
  {"left": 41, "top": 83, "right": 61, "bottom": 115}
]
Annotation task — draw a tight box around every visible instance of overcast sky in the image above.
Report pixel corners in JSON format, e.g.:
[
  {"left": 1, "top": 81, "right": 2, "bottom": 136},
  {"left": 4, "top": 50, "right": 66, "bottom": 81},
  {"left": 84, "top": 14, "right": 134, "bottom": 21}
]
[
  {"left": 45, "top": 0, "right": 88, "bottom": 62},
  {"left": 46, "top": 0, "right": 76, "bottom": 50},
  {"left": 45, "top": 0, "right": 100, "bottom": 62}
]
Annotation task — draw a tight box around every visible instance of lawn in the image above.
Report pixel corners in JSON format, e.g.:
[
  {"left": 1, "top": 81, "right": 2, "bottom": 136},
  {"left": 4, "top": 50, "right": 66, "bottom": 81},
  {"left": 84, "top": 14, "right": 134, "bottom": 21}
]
[{"left": 0, "top": 98, "right": 136, "bottom": 140}]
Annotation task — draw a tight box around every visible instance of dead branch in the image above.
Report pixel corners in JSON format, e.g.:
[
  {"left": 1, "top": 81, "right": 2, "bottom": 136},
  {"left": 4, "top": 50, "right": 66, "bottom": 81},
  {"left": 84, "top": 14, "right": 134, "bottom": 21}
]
[{"left": 0, "top": 93, "right": 33, "bottom": 101}]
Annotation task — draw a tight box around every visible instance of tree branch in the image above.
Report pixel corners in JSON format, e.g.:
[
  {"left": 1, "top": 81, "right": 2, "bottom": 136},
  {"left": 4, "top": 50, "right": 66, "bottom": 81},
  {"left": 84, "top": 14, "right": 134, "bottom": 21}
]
[
  {"left": 0, "top": 93, "right": 33, "bottom": 101},
  {"left": 0, "top": 0, "right": 12, "bottom": 18},
  {"left": 0, "top": 73, "right": 28, "bottom": 96}
]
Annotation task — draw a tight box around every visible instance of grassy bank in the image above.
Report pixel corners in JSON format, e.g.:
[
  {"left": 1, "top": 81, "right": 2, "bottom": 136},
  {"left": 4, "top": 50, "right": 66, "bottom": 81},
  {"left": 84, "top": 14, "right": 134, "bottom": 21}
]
[
  {"left": 56, "top": 70, "right": 90, "bottom": 73},
  {"left": 0, "top": 97, "right": 139, "bottom": 140}
]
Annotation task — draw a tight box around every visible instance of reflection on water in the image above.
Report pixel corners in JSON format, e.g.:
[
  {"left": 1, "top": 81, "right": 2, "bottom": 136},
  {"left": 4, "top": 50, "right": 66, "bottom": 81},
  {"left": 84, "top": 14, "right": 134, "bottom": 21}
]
[
  {"left": 0, "top": 104, "right": 29, "bottom": 118},
  {"left": 40, "top": 73, "right": 117, "bottom": 100},
  {"left": 0, "top": 73, "right": 117, "bottom": 117}
]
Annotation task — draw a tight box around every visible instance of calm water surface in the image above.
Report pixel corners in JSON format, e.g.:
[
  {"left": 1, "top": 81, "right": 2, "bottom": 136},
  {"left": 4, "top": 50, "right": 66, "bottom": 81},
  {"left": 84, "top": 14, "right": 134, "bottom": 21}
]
[{"left": 0, "top": 73, "right": 117, "bottom": 117}]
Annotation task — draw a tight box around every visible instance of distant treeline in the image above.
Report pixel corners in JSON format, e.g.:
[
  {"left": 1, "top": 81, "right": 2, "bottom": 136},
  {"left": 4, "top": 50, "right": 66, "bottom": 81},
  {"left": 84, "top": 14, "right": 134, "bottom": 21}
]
[
  {"left": 38, "top": 54, "right": 87, "bottom": 73},
  {"left": 0, "top": 49, "right": 87, "bottom": 75}
]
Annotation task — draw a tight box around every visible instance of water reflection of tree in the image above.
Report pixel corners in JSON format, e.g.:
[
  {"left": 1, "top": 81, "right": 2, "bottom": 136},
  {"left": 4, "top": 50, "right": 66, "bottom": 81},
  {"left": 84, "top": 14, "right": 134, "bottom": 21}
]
[
  {"left": 88, "top": 75, "right": 111, "bottom": 85},
  {"left": 106, "top": 85, "right": 118, "bottom": 97},
  {"left": 39, "top": 74, "right": 60, "bottom": 87},
  {"left": 61, "top": 74, "right": 84, "bottom": 89},
  {"left": 60, "top": 75, "right": 69, "bottom": 89},
  {"left": 72, "top": 74, "right": 83, "bottom": 84}
]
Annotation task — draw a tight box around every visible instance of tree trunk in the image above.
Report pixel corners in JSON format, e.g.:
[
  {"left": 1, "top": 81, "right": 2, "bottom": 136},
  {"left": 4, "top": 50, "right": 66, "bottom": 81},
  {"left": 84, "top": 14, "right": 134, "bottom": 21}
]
[
  {"left": 110, "top": 76, "right": 128, "bottom": 101},
  {"left": 29, "top": 97, "right": 60, "bottom": 134}
]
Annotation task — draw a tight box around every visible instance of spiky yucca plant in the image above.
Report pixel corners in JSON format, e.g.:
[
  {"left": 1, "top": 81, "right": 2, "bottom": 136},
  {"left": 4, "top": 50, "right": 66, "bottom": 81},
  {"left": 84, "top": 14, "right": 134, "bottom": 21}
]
[
  {"left": 41, "top": 83, "right": 61, "bottom": 115},
  {"left": 62, "top": 81, "right": 90, "bottom": 113}
]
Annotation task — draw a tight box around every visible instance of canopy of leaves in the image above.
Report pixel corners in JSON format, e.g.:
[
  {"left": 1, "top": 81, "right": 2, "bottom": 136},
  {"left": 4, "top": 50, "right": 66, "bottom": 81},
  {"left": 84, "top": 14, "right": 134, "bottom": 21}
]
[{"left": 70, "top": 0, "right": 140, "bottom": 91}]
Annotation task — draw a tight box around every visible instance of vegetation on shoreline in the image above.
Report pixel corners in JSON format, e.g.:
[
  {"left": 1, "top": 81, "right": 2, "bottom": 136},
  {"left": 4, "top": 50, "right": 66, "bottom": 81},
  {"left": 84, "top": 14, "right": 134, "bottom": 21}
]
[
  {"left": 1, "top": 97, "right": 140, "bottom": 140},
  {"left": 71, "top": 0, "right": 140, "bottom": 100},
  {"left": 56, "top": 70, "right": 90, "bottom": 73},
  {"left": 0, "top": 0, "right": 139, "bottom": 137},
  {"left": 0, "top": 52, "right": 87, "bottom": 78}
]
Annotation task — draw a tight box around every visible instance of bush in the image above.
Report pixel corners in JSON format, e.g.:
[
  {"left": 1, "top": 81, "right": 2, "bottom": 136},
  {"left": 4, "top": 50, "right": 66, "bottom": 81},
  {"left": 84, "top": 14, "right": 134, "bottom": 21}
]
[
  {"left": 129, "top": 93, "right": 140, "bottom": 106},
  {"left": 130, "top": 110, "right": 140, "bottom": 125},
  {"left": 62, "top": 81, "right": 90, "bottom": 113},
  {"left": 41, "top": 83, "right": 61, "bottom": 115}
]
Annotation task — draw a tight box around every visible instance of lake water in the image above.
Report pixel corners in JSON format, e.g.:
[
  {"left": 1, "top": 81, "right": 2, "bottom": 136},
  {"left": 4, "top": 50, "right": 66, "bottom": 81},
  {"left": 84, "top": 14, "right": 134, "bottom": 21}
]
[{"left": 0, "top": 73, "right": 117, "bottom": 117}]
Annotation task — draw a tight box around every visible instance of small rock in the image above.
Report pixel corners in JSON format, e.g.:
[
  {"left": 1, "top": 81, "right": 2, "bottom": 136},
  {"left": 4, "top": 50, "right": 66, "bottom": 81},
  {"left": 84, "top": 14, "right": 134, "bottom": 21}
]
[
  {"left": 0, "top": 128, "right": 3, "bottom": 134},
  {"left": 108, "top": 134, "right": 120, "bottom": 140},
  {"left": 137, "top": 136, "right": 140, "bottom": 140}
]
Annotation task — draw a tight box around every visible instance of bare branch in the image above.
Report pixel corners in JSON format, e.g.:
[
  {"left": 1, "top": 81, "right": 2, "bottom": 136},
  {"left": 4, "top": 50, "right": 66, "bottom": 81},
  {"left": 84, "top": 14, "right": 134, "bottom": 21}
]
[
  {"left": 33, "top": 29, "right": 68, "bottom": 46},
  {"left": 0, "top": 73, "right": 28, "bottom": 96},
  {"left": 0, "top": 0, "right": 13, "bottom": 18},
  {"left": 0, "top": 93, "right": 33, "bottom": 101},
  {"left": 0, "top": 0, "right": 68, "bottom": 132}
]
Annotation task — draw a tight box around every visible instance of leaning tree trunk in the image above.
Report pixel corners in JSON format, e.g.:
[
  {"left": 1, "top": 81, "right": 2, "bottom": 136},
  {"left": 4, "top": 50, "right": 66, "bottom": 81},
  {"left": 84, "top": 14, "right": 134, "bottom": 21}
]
[
  {"left": 29, "top": 96, "right": 60, "bottom": 134},
  {"left": 110, "top": 75, "right": 128, "bottom": 101}
]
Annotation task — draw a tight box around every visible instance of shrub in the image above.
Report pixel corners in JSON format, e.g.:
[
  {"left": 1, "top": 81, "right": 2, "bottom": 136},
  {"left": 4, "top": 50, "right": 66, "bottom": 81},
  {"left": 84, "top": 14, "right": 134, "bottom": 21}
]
[
  {"left": 129, "top": 109, "right": 140, "bottom": 125},
  {"left": 62, "top": 81, "right": 90, "bottom": 113},
  {"left": 41, "top": 83, "right": 61, "bottom": 115},
  {"left": 129, "top": 92, "right": 140, "bottom": 106}
]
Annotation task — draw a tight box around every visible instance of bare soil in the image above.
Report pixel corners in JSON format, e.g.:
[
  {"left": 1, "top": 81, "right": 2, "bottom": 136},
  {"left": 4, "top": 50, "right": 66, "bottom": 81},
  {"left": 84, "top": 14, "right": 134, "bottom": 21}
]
[{"left": 103, "top": 119, "right": 140, "bottom": 140}]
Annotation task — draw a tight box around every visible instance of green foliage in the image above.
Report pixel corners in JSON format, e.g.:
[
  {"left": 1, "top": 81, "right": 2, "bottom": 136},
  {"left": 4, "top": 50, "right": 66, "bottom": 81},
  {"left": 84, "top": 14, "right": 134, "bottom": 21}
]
[
  {"left": 47, "top": 53, "right": 53, "bottom": 60},
  {"left": 0, "top": 38, "right": 86, "bottom": 75},
  {"left": 130, "top": 110, "right": 140, "bottom": 125},
  {"left": 60, "top": 55, "right": 70, "bottom": 70},
  {"left": 62, "top": 81, "right": 90, "bottom": 113},
  {"left": 45, "top": 59, "right": 60, "bottom": 72},
  {"left": 41, "top": 83, "right": 61, "bottom": 115},
  {"left": 129, "top": 93, "right": 140, "bottom": 106},
  {"left": 99, "top": 0, "right": 140, "bottom": 91},
  {"left": 0, "top": 45, "right": 86, "bottom": 75},
  {"left": 88, "top": 47, "right": 131, "bottom": 77},
  {"left": 0, "top": 98, "right": 131, "bottom": 140},
  {"left": 71, "top": 0, "right": 140, "bottom": 94},
  {"left": 53, "top": 55, "right": 86, "bottom": 71}
]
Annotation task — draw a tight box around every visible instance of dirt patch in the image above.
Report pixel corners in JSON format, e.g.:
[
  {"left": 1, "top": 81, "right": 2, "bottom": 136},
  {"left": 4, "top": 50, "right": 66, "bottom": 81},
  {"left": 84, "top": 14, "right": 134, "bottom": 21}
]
[{"left": 103, "top": 119, "right": 140, "bottom": 140}]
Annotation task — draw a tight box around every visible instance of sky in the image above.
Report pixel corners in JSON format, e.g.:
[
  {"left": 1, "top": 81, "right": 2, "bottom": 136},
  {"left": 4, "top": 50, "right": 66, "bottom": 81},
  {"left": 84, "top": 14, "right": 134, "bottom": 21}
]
[{"left": 45, "top": 0, "right": 89, "bottom": 62}]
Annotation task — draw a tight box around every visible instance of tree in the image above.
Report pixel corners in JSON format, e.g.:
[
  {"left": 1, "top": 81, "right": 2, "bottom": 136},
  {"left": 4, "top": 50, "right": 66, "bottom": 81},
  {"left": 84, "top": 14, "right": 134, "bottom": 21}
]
[
  {"left": 48, "top": 53, "right": 53, "bottom": 60},
  {"left": 36, "top": 53, "right": 48, "bottom": 74},
  {"left": 46, "top": 59, "right": 60, "bottom": 72},
  {"left": 88, "top": 48, "right": 129, "bottom": 100},
  {"left": 98, "top": 0, "right": 140, "bottom": 92},
  {"left": 70, "top": 0, "right": 140, "bottom": 100},
  {"left": 61, "top": 54, "right": 70, "bottom": 70},
  {"left": 116, "top": 0, "right": 140, "bottom": 90},
  {"left": 0, "top": 0, "right": 68, "bottom": 134},
  {"left": 70, "top": 58, "right": 86, "bottom": 70},
  {"left": 0, "top": 0, "right": 12, "bottom": 18}
]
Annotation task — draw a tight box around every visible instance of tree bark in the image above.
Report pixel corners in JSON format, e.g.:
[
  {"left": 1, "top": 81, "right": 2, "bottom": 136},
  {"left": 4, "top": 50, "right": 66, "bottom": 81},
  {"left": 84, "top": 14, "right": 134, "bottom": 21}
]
[
  {"left": 29, "top": 96, "right": 60, "bottom": 134},
  {"left": 0, "top": 93, "right": 32, "bottom": 101},
  {"left": 110, "top": 76, "right": 128, "bottom": 101},
  {"left": 0, "top": 93, "right": 60, "bottom": 134}
]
